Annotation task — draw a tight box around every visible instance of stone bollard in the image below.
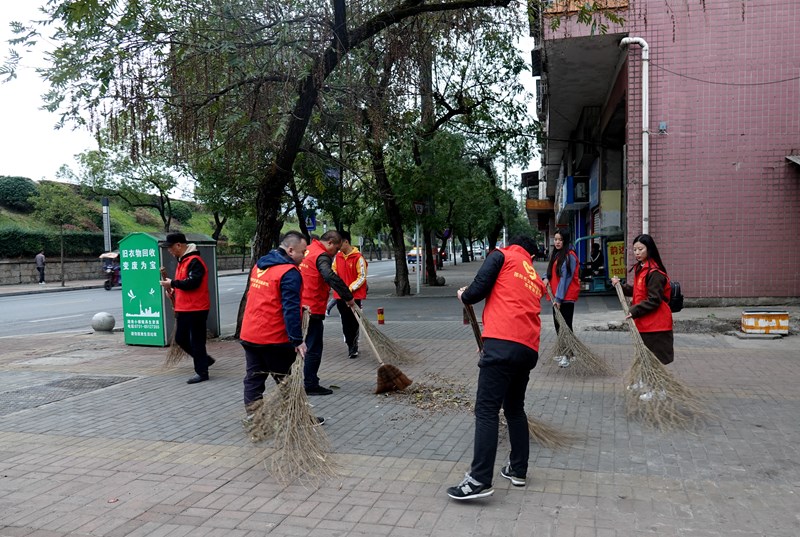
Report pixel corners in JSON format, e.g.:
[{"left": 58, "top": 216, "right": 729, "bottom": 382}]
[{"left": 91, "top": 312, "right": 116, "bottom": 332}]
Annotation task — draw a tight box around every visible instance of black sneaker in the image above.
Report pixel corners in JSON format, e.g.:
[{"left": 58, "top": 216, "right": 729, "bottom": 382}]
[
  {"left": 348, "top": 344, "right": 359, "bottom": 359},
  {"left": 314, "top": 416, "right": 326, "bottom": 425},
  {"left": 500, "top": 464, "right": 526, "bottom": 487},
  {"left": 446, "top": 473, "right": 494, "bottom": 500},
  {"left": 305, "top": 385, "right": 333, "bottom": 396}
]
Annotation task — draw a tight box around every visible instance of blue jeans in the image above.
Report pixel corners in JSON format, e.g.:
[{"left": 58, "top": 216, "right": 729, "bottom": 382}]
[
  {"left": 303, "top": 316, "right": 325, "bottom": 389},
  {"left": 469, "top": 338, "right": 538, "bottom": 485}
]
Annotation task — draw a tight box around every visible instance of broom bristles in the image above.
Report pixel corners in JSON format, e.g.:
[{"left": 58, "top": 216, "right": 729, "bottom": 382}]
[
  {"left": 356, "top": 309, "right": 419, "bottom": 365},
  {"left": 246, "top": 357, "right": 338, "bottom": 484},
  {"left": 246, "top": 307, "right": 337, "bottom": 484},
  {"left": 614, "top": 284, "right": 709, "bottom": 430},
  {"left": 527, "top": 415, "right": 579, "bottom": 450},
  {"left": 375, "top": 364, "right": 413, "bottom": 394},
  {"left": 547, "top": 287, "right": 613, "bottom": 377}
]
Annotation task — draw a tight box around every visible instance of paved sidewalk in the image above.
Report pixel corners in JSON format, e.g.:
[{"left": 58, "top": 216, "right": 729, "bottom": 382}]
[{"left": 1, "top": 259, "right": 799, "bottom": 536}]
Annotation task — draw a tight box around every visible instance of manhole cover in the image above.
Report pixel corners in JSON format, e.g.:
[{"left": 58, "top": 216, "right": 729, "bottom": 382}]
[{"left": 0, "top": 375, "right": 136, "bottom": 416}]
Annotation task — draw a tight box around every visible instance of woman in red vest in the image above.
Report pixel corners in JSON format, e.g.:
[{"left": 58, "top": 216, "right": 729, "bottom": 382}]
[
  {"left": 543, "top": 230, "right": 581, "bottom": 368},
  {"left": 612, "top": 234, "right": 674, "bottom": 401}
]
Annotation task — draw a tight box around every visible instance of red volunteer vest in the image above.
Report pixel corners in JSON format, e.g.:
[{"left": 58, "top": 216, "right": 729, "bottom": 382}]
[
  {"left": 333, "top": 249, "right": 367, "bottom": 300},
  {"left": 632, "top": 260, "right": 673, "bottom": 333},
  {"left": 240, "top": 263, "right": 299, "bottom": 345},
  {"left": 174, "top": 253, "right": 210, "bottom": 312},
  {"left": 481, "top": 245, "right": 546, "bottom": 351},
  {"left": 300, "top": 239, "right": 331, "bottom": 315},
  {"left": 549, "top": 249, "right": 581, "bottom": 302}
]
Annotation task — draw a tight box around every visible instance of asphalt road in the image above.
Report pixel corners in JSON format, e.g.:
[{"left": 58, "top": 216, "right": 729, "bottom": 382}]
[{"left": 0, "top": 259, "right": 402, "bottom": 338}]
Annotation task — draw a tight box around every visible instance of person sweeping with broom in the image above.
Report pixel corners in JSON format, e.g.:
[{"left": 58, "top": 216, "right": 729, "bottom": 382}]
[
  {"left": 542, "top": 229, "right": 581, "bottom": 368},
  {"left": 239, "top": 231, "right": 326, "bottom": 423},
  {"left": 159, "top": 233, "right": 214, "bottom": 384},
  {"left": 611, "top": 233, "right": 674, "bottom": 401},
  {"left": 300, "top": 231, "right": 355, "bottom": 396},
  {"left": 447, "top": 235, "right": 546, "bottom": 501}
]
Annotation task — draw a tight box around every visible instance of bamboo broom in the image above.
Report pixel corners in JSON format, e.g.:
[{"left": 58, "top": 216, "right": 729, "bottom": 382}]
[
  {"left": 160, "top": 266, "right": 187, "bottom": 367},
  {"left": 352, "top": 306, "right": 413, "bottom": 394},
  {"left": 463, "top": 304, "right": 576, "bottom": 450},
  {"left": 352, "top": 307, "right": 419, "bottom": 365},
  {"left": 613, "top": 283, "right": 708, "bottom": 430},
  {"left": 246, "top": 307, "right": 337, "bottom": 484},
  {"left": 545, "top": 284, "right": 613, "bottom": 377}
]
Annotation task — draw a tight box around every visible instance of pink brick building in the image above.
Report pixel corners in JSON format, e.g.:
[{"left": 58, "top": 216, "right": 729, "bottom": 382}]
[{"left": 529, "top": 0, "right": 800, "bottom": 301}]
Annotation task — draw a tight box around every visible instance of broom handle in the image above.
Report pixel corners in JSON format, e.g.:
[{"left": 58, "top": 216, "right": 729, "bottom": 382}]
[
  {"left": 546, "top": 282, "right": 569, "bottom": 332},
  {"left": 613, "top": 282, "right": 639, "bottom": 333},
  {"left": 463, "top": 304, "right": 484, "bottom": 353},
  {"left": 351, "top": 306, "right": 385, "bottom": 366}
]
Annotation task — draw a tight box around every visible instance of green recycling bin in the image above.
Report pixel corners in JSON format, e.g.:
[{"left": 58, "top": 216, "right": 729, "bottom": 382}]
[{"left": 119, "top": 232, "right": 220, "bottom": 346}]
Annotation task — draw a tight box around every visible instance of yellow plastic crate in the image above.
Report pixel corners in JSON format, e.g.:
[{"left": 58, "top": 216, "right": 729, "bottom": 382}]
[{"left": 741, "top": 310, "right": 789, "bottom": 335}]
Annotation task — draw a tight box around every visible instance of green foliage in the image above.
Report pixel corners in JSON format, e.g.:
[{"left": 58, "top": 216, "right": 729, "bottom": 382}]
[
  {"left": 0, "top": 176, "right": 38, "bottom": 212},
  {"left": 134, "top": 207, "right": 161, "bottom": 227},
  {"left": 227, "top": 214, "right": 257, "bottom": 248},
  {"left": 169, "top": 201, "right": 193, "bottom": 224},
  {"left": 0, "top": 226, "right": 123, "bottom": 258},
  {"left": 30, "top": 182, "right": 86, "bottom": 227}
]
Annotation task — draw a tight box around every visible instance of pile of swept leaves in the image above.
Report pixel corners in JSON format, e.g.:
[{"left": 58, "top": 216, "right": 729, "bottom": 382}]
[{"left": 385, "top": 372, "right": 473, "bottom": 413}]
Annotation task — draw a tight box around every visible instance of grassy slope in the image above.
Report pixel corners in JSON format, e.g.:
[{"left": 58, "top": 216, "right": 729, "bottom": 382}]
[{"left": 1, "top": 201, "right": 217, "bottom": 239}]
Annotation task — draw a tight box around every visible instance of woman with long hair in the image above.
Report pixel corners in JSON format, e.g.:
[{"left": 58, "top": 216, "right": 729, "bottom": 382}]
[
  {"left": 611, "top": 234, "right": 674, "bottom": 400},
  {"left": 543, "top": 230, "right": 581, "bottom": 368}
]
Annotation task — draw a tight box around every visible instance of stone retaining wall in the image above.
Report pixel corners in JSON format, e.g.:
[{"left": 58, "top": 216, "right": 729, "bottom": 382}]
[{"left": 0, "top": 255, "right": 245, "bottom": 285}]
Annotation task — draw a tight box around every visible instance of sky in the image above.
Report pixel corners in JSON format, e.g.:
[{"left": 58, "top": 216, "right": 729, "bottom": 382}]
[
  {"left": 0, "top": 4, "right": 97, "bottom": 182},
  {"left": 0, "top": 5, "right": 538, "bottom": 187}
]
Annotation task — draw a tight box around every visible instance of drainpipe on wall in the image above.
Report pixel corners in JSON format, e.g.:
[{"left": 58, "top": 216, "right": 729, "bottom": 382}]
[{"left": 619, "top": 37, "right": 650, "bottom": 235}]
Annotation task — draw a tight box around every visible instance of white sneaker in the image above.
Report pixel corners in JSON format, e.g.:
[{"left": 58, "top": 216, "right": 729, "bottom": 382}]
[
  {"left": 639, "top": 391, "right": 654, "bottom": 401},
  {"left": 558, "top": 356, "right": 571, "bottom": 368},
  {"left": 553, "top": 355, "right": 565, "bottom": 362},
  {"left": 627, "top": 381, "right": 646, "bottom": 392}
]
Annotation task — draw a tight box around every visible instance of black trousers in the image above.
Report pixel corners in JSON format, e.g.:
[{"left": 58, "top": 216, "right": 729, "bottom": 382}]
[
  {"left": 303, "top": 315, "right": 325, "bottom": 389},
  {"left": 175, "top": 310, "right": 210, "bottom": 377},
  {"left": 335, "top": 298, "right": 362, "bottom": 347},
  {"left": 242, "top": 342, "right": 297, "bottom": 407},
  {"left": 470, "top": 338, "right": 538, "bottom": 486},
  {"left": 37, "top": 266, "right": 45, "bottom": 283},
  {"left": 553, "top": 301, "right": 575, "bottom": 333}
]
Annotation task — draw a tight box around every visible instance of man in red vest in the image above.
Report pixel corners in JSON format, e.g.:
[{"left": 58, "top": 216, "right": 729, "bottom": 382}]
[
  {"left": 332, "top": 230, "right": 368, "bottom": 359},
  {"left": 447, "top": 235, "right": 546, "bottom": 501},
  {"left": 160, "top": 233, "right": 214, "bottom": 384},
  {"left": 300, "top": 231, "right": 355, "bottom": 395},
  {"left": 239, "top": 231, "right": 318, "bottom": 418}
]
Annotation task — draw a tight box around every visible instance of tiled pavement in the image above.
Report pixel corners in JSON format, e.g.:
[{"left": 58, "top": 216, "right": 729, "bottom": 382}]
[{"left": 1, "top": 261, "right": 799, "bottom": 536}]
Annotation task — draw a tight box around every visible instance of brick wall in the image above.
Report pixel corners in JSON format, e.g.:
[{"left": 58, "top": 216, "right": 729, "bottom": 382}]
[{"left": 624, "top": 0, "right": 800, "bottom": 298}]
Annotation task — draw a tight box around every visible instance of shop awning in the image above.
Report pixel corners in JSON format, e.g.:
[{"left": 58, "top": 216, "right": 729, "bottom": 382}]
[{"left": 786, "top": 155, "right": 800, "bottom": 166}]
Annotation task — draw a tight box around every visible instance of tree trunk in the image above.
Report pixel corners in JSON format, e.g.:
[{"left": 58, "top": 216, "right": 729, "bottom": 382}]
[{"left": 368, "top": 137, "right": 410, "bottom": 296}]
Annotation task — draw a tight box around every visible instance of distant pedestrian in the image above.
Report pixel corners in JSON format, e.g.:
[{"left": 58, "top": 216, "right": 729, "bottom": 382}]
[
  {"left": 299, "top": 231, "right": 355, "bottom": 395},
  {"left": 159, "top": 233, "right": 214, "bottom": 384},
  {"left": 542, "top": 230, "right": 580, "bottom": 368},
  {"left": 447, "top": 235, "right": 545, "bottom": 501},
  {"left": 239, "top": 231, "right": 324, "bottom": 421},
  {"left": 35, "top": 249, "right": 46, "bottom": 284},
  {"left": 612, "top": 234, "right": 674, "bottom": 400},
  {"left": 332, "top": 230, "right": 367, "bottom": 359}
]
